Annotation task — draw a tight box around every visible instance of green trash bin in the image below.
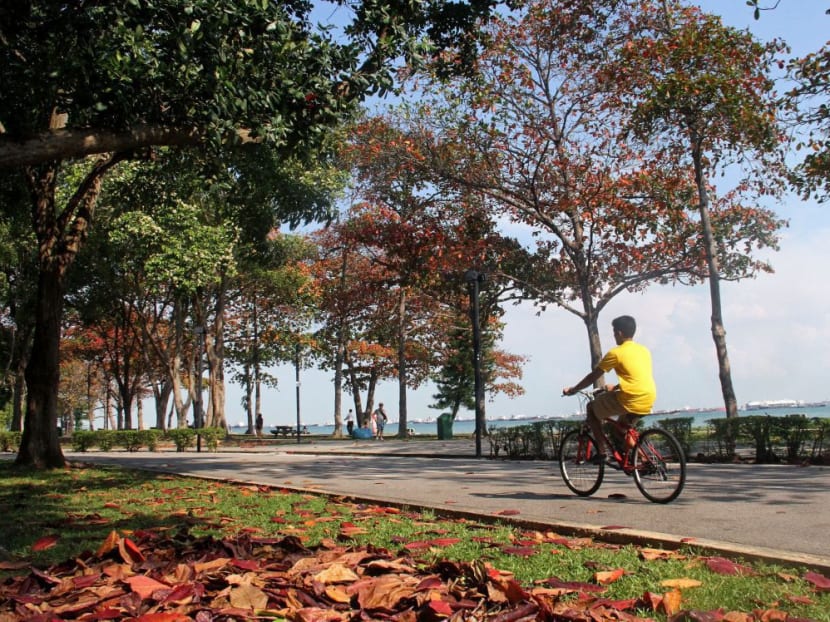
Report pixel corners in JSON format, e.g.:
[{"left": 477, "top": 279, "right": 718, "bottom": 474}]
[{"left": 437, "top": 413, "right": 453, "bottom": 440}]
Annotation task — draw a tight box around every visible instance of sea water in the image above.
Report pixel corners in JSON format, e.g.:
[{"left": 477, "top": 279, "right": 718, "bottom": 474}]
[{"left": 232, "top": 404, "right": 829, "bottom": 437}]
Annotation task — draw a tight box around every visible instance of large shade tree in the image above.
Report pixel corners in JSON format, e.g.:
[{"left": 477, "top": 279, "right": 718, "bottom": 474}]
[
  {"left": 404, "top": 0, "right": 784, "bottom": 374},
  {"left": 0, "top": 0, "right": 506, "bottom": 467},
  {"left": 609, "top": 0, "right": 789, "bottom": 417}
]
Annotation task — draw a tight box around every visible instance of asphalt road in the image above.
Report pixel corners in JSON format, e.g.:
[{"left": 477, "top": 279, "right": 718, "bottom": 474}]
[{"left": 65, "top": 438, "right": 830, "bottom": 571}]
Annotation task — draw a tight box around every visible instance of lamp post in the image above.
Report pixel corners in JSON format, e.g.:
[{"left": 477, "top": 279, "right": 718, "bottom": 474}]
[
  {"left": 193, "top": 325, "right": 205, "bottom": 452},
  {"left": 464, "top": 269, "right": 486, "bottom": 458}
]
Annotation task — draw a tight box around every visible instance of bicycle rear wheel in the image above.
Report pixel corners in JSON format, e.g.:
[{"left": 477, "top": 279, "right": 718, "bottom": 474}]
[
  {"left": 632, "top": 428, "right": 686, "bottom": 503},
  {"left": 558, "top": 428, "right": 604, "bottom": 497}
]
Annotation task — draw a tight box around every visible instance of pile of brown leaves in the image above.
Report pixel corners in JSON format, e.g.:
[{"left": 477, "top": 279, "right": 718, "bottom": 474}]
[
  {"left": 1, "top": 527, "right": 827, "bottom": 621},
  {"left": 0, "top": 526, "right": 662, "bottom": 621}
]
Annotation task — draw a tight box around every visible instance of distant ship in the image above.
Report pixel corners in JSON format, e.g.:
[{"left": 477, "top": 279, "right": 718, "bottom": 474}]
[{"left": 744, "top": 399, "right": 801, "bottom": 410}]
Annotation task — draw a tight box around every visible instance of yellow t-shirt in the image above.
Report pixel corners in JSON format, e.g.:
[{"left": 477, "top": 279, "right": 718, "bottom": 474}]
[{"left": 598, "top": 340, "right": 656, "bottom": 414}]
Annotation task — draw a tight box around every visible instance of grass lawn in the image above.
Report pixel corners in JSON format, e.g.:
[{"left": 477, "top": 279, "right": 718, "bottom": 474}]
[{"left": 0, "top": 461, "right": 828, "bottom": 620}]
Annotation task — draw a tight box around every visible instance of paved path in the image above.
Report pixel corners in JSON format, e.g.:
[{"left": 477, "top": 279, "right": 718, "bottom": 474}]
[{"left": 68, "top": 438, "right": 830, "bottom": 571}]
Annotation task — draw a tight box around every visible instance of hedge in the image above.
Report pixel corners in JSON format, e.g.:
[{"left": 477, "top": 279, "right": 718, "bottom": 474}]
[{"left": 487, "top": 415, "right": 829, "bottom": 463}]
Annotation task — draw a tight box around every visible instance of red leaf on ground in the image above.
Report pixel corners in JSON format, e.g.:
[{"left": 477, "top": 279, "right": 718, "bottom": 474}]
[
  {"left": 415, "top": 576, "right": 444, "bottom": 591},
  {"left": 132, "top": 613, "right": 192, "bottom": 622},
  {"left": 705, "top": 557, "right": 756, "bottom": 576},
  {"left": 594, "top": 569, "right": 625, "bottom": 585},
  {"left": 429, "top": 538, "right": 461, "bottom": 547},
  {"left": 428, "top": 599, "right": 454, "bottom": 615},
  {"left": 641, "top": 591, "right": 663, "bottom": 611},
  {"left": 804, "top": 571, "right": 830, "bottom": 592},
  {"left": 501, "top": 546, "right": 537, "bottom": 557},
  {"left": 402, "top": 540, "right": 432, "bottom": 550},
  {"left": 496, "top": 509, "right": 520, "bottom": 516},
  {"left": 232, "top": 558, "right": 261, "bottom": 571},
  {"left": 119, "top": 537, "right": 146, "bottom": 564},
  {"left": 540, "top": 578, "right": 605, "bottom": 593},
  {"left": 72, "top": 573, "right": 102, "bottom": 589},
  {"left": 125, "top": 575, "right": 169, "bottom": 599},
  {"left": 591, "top": 597, "right": 638, "bottom": 610},
  {"left": 32, "top": 535, "right": 59, "bottom": 551}
]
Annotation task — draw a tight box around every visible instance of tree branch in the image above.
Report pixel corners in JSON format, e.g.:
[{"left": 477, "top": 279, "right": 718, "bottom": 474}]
[{"left": 0, "top": 125, "right": 261, "bottom": 169}]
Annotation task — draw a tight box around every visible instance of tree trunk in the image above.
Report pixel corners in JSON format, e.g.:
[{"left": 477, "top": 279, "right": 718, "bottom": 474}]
[
  {"left": 250, "top": 295, "right": 259, "bottom": 435},
  {"left": 152, "top": 377, "right": 172, "bottom": 431},
  {"left": 578, "top": 297, "right": 605, "bottom": 387},
  {"left": 332, "top": 251, "right": 349, "bottom": 439},
  {"left": 16, "top": 265, "right": 65, "bottom": 468},
  {"left": 332, "top": 318, "right": 346, "bottom": 438},
  {"left": 344, "top": 350, "right": 365, "bottom": 424},
  {"left": 15, "top": 150, "right": 126, "bottom": 466},
  {"left": 693, "top": 139, "right": 739, "bottom": 419},
  {"left": 11, "top": 355, "right": 27, "bottom": 432},
  {"left": 206, "top": 284, "right": 227, "bottom": 431},
  {"left": 396, "top": 288, "right": 408, "bottom": 439}
]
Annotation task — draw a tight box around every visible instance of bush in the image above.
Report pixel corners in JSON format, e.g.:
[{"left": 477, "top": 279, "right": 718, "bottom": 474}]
[
  {"left": 0, "top": 430, "right": 21, "bottom": 452},
  {"left": 199, "top": 427, "right": 225, "bottom": 452},
  {"left": 96, "top": 430, "right": 117, "bottom": 451},
  {"left": 166, "top": 428, "right": 196, "bottom": 452},
  {"left": 706, "top": 415, "right": 829, "bottom": 463},
  {"left": 118, "top": 430, "right": 146, "bottom": 452},
  {"left": 143, "top": 429, "right": 160, "bottom": 451},
  {"left": 71, "top": 430, "right": 97, "bottom": 452},
  {"left": 488, "top": 420, "right": 578, "bottom": 459},
  {"left": 657, "top": 417, "right": 694, "bottom": 456}
]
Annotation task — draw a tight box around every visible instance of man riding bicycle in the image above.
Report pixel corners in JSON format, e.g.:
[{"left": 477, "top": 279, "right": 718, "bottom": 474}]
[{"left": 562, "top": 315, "right": 656, "bottom": 465}]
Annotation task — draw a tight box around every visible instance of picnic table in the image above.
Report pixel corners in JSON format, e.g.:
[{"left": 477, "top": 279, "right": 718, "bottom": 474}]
[{"left": 270, "top": 425, "right": 310, "bottom": 438}]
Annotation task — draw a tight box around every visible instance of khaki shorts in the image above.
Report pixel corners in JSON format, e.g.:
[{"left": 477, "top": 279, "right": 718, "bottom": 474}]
[{"left": 590, "top": 391, "right": 629, "bottom": 420}]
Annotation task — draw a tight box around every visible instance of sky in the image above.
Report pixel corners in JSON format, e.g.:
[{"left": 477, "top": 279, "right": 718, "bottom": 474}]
[{"left": 228, "top": 1, "right": 830, "bottom": 427}]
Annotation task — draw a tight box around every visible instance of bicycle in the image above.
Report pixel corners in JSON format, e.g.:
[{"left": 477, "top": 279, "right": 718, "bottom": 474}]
[{"left": 559, "top": 389, "right": 686, "bottom": 503}]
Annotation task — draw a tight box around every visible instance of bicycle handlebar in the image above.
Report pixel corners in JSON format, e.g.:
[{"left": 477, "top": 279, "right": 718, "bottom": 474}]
[{"left": 563, "top": 388, "right": 606, "bottom": 399}]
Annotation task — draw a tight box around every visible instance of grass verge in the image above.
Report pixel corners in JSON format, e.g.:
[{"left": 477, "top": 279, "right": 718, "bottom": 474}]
[{"left": 0, "top": 461, "right": 827, "bottom": 620}]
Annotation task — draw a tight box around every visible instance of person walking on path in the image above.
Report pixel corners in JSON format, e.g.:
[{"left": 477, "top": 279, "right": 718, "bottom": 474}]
[
  {"left": 346, "top": 409, "right": 355, "bottom": 436},
  {"left": 563, "top": 315, "right": 656, "bottom": 463},
  {"left": 375, "top": 403, "right": 388, "bottom": 440},
  {"left": 255, "top": 413, "right": 264, "bottom": 438}
]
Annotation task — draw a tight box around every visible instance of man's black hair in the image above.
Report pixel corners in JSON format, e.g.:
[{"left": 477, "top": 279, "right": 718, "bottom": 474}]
[{"left": 612, "top": 315, "right": 637, "bottom": 338}]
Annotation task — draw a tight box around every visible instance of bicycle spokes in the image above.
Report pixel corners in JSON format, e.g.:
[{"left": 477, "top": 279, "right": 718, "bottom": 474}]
[{"left": 632, "top": 429, "right": 686, "bottom": 503}]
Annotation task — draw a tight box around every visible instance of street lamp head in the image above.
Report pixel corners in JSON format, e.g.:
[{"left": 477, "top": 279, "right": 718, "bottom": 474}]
[{"left": 464, "top": 269, "right": 487, "bottom": 284}]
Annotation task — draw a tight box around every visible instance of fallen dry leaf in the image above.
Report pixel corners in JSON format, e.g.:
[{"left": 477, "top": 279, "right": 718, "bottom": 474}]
[
  {"left": 595, "top": 568, "right": 626, "bottom": 585},
  {"left": 229, "top": 583, "right": 268, "bottom": 610},
  {"left": 31, "top": 535, "right": 60, "bottom": 552},
  {"left": 804, "top": 570, "right": 830, "bottom": 592},
  {"left": 705, "top": 556, "right": 757, "bottom": 576},
  {"left": 660, "top": 588, "right": 683, "bottom": 615},
  {"left": 313, "top": 562, "right": 360, "bottom": 584},
  {"left": 661, "top": 578, "right": 703, "bottom": 589},
  {"left": 124, "top": 575, "right": 169, "bottom": 599}
]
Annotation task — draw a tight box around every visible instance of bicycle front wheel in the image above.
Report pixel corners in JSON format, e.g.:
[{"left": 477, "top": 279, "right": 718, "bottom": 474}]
[
  {"left": 632, "top": 428, "right": 686, "bottom": 503},
  {"left": 558, "top": 429, "right": 604, "bottom": 497}
]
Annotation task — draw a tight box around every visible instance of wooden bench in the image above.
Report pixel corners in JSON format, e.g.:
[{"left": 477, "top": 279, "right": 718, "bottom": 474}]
[
  {"left": 271, "top": 426, "right": 311, "bottom": 438},
  {"left": 271, "top": 426, "right": 294, "bottom": 438}
]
